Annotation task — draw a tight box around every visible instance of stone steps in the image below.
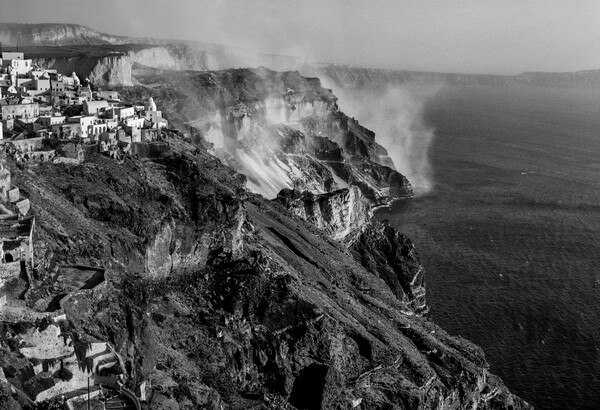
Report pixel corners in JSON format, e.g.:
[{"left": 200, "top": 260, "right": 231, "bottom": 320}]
[{"left": 88, "top": 348, "right": 118, "bottom": 373}]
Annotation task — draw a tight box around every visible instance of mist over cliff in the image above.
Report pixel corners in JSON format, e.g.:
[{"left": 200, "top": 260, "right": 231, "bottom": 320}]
[
  {"left": 3, "top": 23, "right": 600, "bottom": 89},
  {"left": 0, "top": 22, "right": 538, "bottom": 409},
  {"left": 6, "top": 23, "right": 598, "bottom": 200},
  {"left": 327, "top": 84, "right": 440, "bottom": 195}
]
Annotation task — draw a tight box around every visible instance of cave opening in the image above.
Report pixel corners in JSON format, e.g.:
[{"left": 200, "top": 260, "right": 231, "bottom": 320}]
[{"left": 289, "top": 363, "right": 328, "bottom": 410}]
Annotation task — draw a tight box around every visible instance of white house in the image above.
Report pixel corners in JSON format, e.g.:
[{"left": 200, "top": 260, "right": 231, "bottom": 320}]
[
  {"left": 9, "top": 59, "right": 33, "bottom": 76},
  {"left": 1, "top": 102, "right": 40, "bottom": 121},
  {"left": 37, "top": 115, "right": 66, "bottom": 128},
  {"left": 68, "top": 116, "right": 97, "bottom": 138},
  {"left": 83, "top": 100, "right": 110, "bottom": 116},
  {"left": 124, "top": 117, "right": 144, "bottom": 129}
]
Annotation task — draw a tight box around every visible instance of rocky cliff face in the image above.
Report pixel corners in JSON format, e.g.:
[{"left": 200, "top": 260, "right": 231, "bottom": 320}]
[
  {"left": 0, "top": 134, "right": 530, "bottom": 409},
  {"left": 351, "top": 220, "right": 428, "bottom": 315},
  {"left": 0, "top": 23, "right": 130, "bottom": 46},
  {"left": 119, "top": 67, "right": 411, "bottom": 203},
  {"left": 275, "top": 187, "right": 427, "bottom": 315},
  {"left": 3, "top": 23, "right": 308, "bottom": 76},
  {"left": 275, "top": 186, "right": 372, "bottom": 245},
  {"left": 312, "top": 63, "right": 600, "bottom": 89},
  {"left": 0, "top": 23, "right": 533, "bottom": 408},
  {"left": 128, "top": 45, "right": 210, "bottom": 72},
  {"left": 88, "top": 54, "right": 135, "bottom": 87},
  {"left": 5, "top": 21, "right": 598, "bottom": 90},
  {"left": 30, "top": 45, "right": 140, "bottom": 87}
]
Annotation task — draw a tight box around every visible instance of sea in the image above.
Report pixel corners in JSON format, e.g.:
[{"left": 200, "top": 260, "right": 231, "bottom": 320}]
[{"left": 376, "top": 85, "right": 600, "bottom": 409}]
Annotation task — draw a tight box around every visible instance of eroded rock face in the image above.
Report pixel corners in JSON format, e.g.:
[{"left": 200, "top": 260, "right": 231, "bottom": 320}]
[
  {"left": 10, "top": 136, "right": 250, "bottom": 279},
  {"left": 0, "top": 23, "right": 533, "bottom": 409},
  {"left": 275, "top": 186, "right": 427, "bottom": 314},
  {"left": 8, "top": 23, "right": 600, "bottom": 91},
  {"left": 351, "top": 220, "right": 428, "bottom": 315},
  {"left": 0, "top": 23, "right": 127, "bottom": 46},
  {"left": 275, "top": 186, "right": 372, "bottom": 245},
  {"left": 301, "top": 110, "right": 394, "bottom": 168},
  {"left": 120, "top": 67, "right": 412, "bottom": 203},
  {"left": 0, "top": 70, "right": 529, "bottom": 409},
  {"left": 88, "top": 55, "right": 134, "bottom": 87}
]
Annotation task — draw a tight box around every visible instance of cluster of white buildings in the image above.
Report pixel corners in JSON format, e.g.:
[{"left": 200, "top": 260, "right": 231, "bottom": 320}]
[{"left": 0, "top": 51, "right": 168, "bottom": 162}]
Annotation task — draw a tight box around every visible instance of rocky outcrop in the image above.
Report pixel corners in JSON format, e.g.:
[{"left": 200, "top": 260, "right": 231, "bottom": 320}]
[
  {"left": 32, "top": 50, "right": 136, "bottom": 87},
  {"left": 351, "top": 220, "right": 428, "bottom": 315},
  {"left": 313, "top": 63, "right": 600, "bottom": 89},
  {"left": 128, "top": 45, "right": 203, "bottom": 72},
  {"left": 301, "top": 110, "right": 394, "bottom": 168},
  {"left": 1, "top": 23, "right": 309, "bottom": 73},
  {"left": 0, "top": 134, "right": 531, "bottom": 409},
  {"left": 119, "top": 67, "right": 411, "bottom": 203},
  {"left": 0, "top": 381, "right": 24, "bottom": 409},
  {"left": 275, "top": 187, "right": 427, "bottom": 314},
  {"left": 88, "top": 55, "right": 134, "bottom": 87},
  {"left": 301, "top": 110, "right": 413, "bottom": 201},
  {"left": 33, "top": 44, "right": 600, "bottom": 90},
  {"left": 275, "top": 186, "right": 372, "bottom": 244},
  {"left": 0, "top": 29, "right": 532, "bottom": 406},
  {"left": 0, "top": 23, "right": 129, "bottom": 46},
  {"left": 4, "top": 23, "right": 600, "bottom": 89}
]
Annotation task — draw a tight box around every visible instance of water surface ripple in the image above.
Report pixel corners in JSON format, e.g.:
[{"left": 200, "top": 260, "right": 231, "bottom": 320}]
[{"left": 377, "top": 85, "right": 600, "bottom": 409}]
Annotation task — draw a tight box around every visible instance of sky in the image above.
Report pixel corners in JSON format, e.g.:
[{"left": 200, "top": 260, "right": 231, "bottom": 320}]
[{"left": 0, "top": 0, "right": 599, "bottom": 74}]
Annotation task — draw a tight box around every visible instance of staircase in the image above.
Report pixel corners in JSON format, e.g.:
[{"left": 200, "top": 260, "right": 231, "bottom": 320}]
[{"left": 85, "top": 343, "right": 120, "bottom": 375}]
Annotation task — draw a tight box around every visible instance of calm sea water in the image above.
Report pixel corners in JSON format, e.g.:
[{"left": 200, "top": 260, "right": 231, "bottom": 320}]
[{"left": 376, "top": 85, "right": 600, "bottom": 409}]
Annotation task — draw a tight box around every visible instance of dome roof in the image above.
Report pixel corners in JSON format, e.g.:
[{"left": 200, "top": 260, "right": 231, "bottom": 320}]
[{"left": 145, "top": 97, "right": 157, "bottom": 111}]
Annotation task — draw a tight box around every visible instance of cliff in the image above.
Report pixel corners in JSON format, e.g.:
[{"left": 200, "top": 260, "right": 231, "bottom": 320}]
[
  {"left": 275, "top": 186, "right": 373, "bottom": 245},
  {"left": 23, "top": 44, "right": 142, "bottom": 87},
  {"left": 3, "top": 22, "right": 599, "bottom": 90},
  {"left": 4, "top": 23, "right": 598, "bottom": 91},
  {"left": 0, "top": 23, "right": 130, "bottom": 46},
  {"left": 275, "top": 187, "right": 427, "bottom": 315},
  {"left": 23, "top": 42, "right": 600, "bottom": 90},
  {"left": 0, "top": 134, "right": 530, "bottom": 409},
  {"left": 313, "top": 63, "right": 600, "bottom": 90},
  {"left": 0, "top": 23, "right": 533, "bottom": 408},
  {"left": 1, "top": 23, "right": 308, "bottom": 75},
  {"left": 118, "top": 67, "right": 411, "bottom": 203}
]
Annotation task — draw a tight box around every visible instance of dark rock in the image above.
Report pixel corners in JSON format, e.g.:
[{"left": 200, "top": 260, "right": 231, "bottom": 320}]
[
  {"left": 352, "top": 220, "right": 428, "bottom": 315},
  {"left": 0, "top": 68, "right": 529, "bottom": 409},
  {"left": 119, "top": 67, "right": 411, "bottom": 203},
  {"left": 23, "top": 374, "right": 54, "bottom": 400},
  {"left": 0, "top": 382, "right": 21, "bottom": 410},
  {"left": 275, "top": 186, "right": 372, "bottom": 244}
]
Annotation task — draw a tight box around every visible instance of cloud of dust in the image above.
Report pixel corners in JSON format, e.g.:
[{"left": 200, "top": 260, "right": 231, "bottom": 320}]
[{"left": 329, "top": 83, "right": 442, "bottom": 195}]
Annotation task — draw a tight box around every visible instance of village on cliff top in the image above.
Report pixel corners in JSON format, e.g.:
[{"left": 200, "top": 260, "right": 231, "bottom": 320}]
[
  {"left": 0, "top": 49, "right": 168, "bottom": 409},
  {"left": 0, "top": 49, "right": 169, "bottom": 162}
]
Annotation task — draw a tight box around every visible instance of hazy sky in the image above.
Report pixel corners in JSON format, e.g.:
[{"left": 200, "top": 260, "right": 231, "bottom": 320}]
[{"left": 1, "top": 0, "right": 598, "bottom": 74}]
